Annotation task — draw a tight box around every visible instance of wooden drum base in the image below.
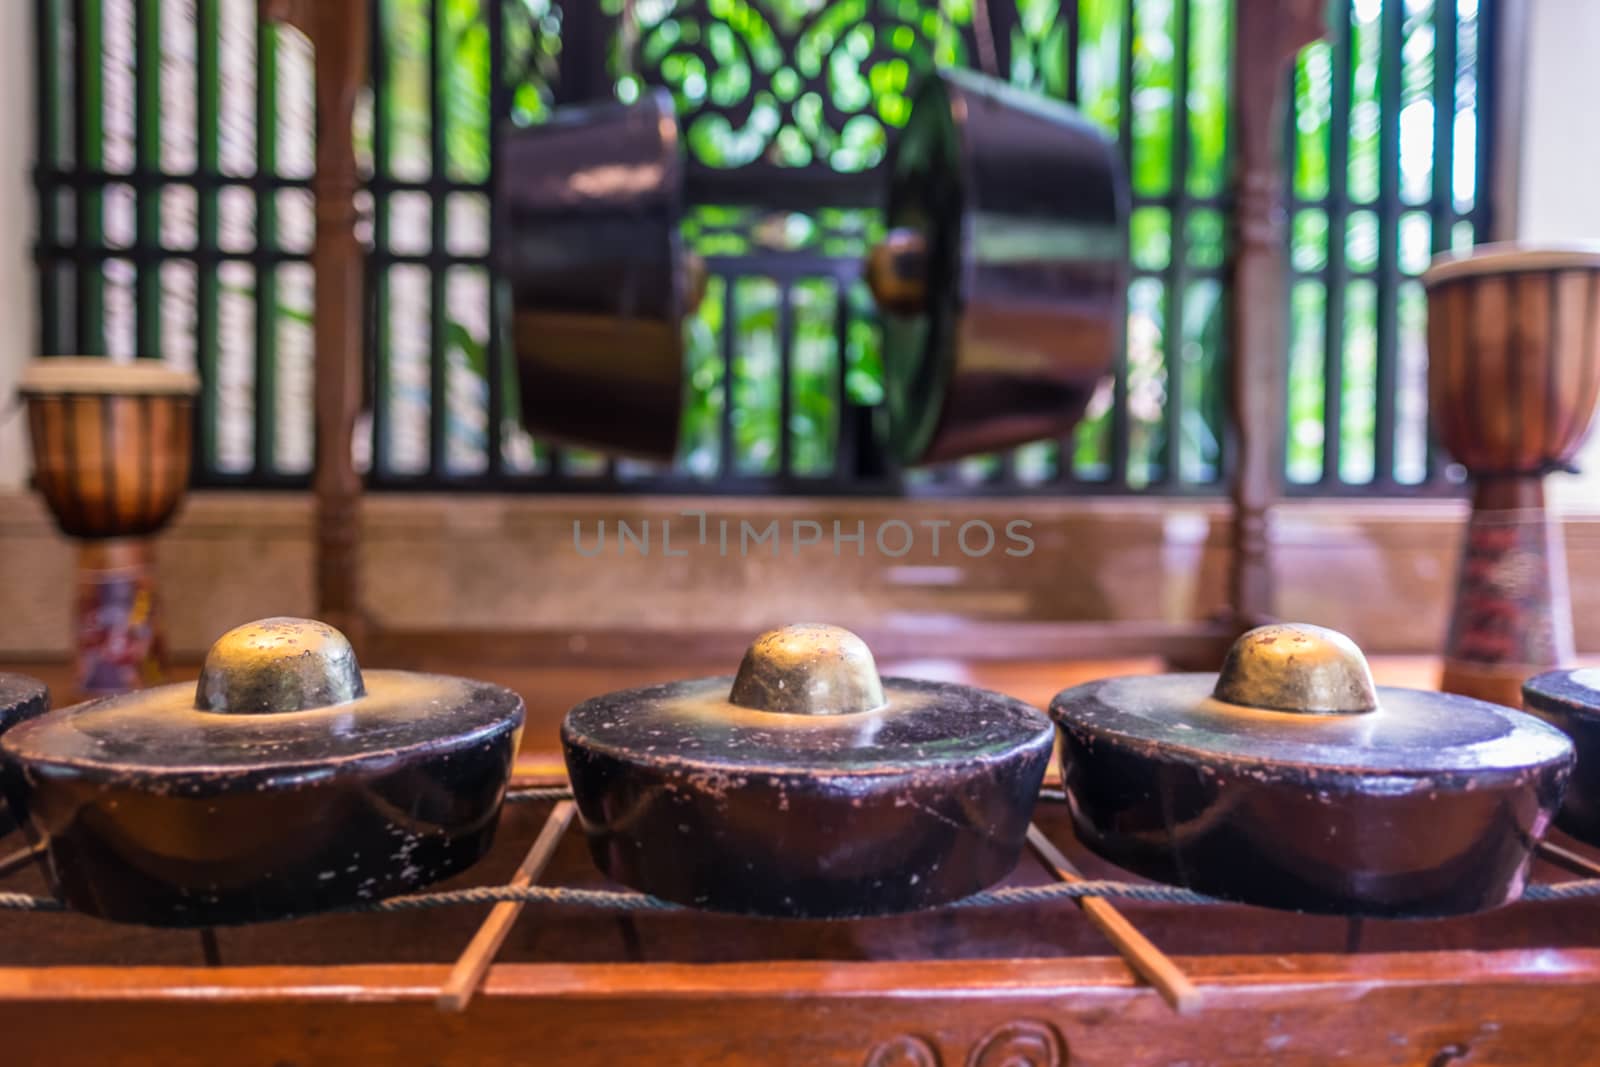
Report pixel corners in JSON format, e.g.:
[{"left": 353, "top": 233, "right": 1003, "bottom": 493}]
[
  {"left": 1440, "top": 479, "right": 1575, "bottom": 708},
  {"left": 73, "top": 538, "right": 167, "bottom": 698}
]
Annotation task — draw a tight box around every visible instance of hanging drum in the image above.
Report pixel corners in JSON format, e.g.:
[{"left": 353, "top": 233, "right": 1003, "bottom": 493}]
[
  {"left": 1523, "top": 668, "right": 1600, "bottom": 847},
  {"left": 498, "top": 71, "right": 1127, "bottom": 468},
  {"left": 0, "top": 617, "right": 525, "bottom": 926},
  {"left": 562, "top": 623, "right": 1054, "bottom": 918},
  {"left": 1051, "top": 624, "right": 1573, "bottom": 917},
  {"left": 866, "top": 68, "right": 1129, "bottom": 465},
  {"left": 497, "top": 90, "right": 695, "bottom": 461}
]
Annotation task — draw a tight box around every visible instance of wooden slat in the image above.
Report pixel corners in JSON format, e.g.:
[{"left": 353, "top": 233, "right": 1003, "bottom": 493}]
[
  {"left": 1026, "top": 824, "right": 1202, "bottom": 1014},
  {"left": 1539, "top": 840, "right": 1600, "bottom": 881},
  {"left": 7, "top": 948, "right": 1600, "bottom": 1002},
  {"left": 436, "top": 801, "right": 576, "bottom": 1012}
]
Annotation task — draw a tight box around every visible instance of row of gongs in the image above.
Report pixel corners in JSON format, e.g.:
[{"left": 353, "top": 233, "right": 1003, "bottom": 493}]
[
  {"left": 1, "top": 616, "right": 1596, "bottom": 927},
  {"left": 496, "top": 68, "right": 1129, "bottom": 468}
]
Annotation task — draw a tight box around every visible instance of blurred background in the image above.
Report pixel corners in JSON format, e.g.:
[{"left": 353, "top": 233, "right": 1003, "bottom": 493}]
[{"left": 0, "top": 0, "right": 1595, "bottom": 659}]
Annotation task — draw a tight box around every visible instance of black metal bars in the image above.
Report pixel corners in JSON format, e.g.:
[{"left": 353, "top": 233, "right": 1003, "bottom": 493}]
[{"left": 30, "top": 0, "right": 1494, "bottom": 497}]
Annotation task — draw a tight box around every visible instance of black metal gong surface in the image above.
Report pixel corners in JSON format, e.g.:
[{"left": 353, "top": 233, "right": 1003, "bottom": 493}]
[
  {"left": 496, "top": 90, "right": 687, "bottom": 461},
  {"left": 1051, "top": 626, "right": 1573, "bottom": 918},
  {"left": 0, "top": 673, "right": 48, "bottom": 837},
  {"left": 0, "top": 673, "right": 48, "bottom": 737},
  {"left": 0, "top": 619, "right": 524, "bottom": 927},
  {"left": 1523, "top": 668, "right": 1600, "bottom": 846},
  {"left": 563, "top": 625, "right": 1054, "bottom": 918},
  {"left": 879, "top": 67, "right": 1127, "bottom": 466}
]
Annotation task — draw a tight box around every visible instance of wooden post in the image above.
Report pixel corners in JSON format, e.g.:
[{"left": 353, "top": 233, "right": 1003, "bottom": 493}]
[
  {"left": 1225, "top": 0, "right": 1329, "bottom": 630},
  {"left": 259, "top": 0, "right": 369, "bottom": 650}
]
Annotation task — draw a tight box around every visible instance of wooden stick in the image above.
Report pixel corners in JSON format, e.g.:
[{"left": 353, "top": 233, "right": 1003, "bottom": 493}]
[
  {"left": 1025, "top": 824, "right": 1202, "bottom": 1014},
  {"left": 0, "top": 842, "right": 45, "bottom": 881},
  {"left": 1537, "top": 839, "right": 1600, "bottom": 880},
  {"left": 438, "top": 801, "right": 577, "bottom": 1013},
  {"left": 199, "top": 929, "right": 222, "bottom": 968}
]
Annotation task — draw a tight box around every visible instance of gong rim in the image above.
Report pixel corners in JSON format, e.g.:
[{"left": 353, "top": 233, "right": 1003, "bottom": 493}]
[
  {"left": 1424, "top": 242, "right": 1600, "bottom": 286},
  {"left": 1524, "top": 667, "right": 1600, "bottom": 846},
  {"left": 879, "top": 67, "right": 1127, "bottom": 466},
  {"left": 1051, "top": 675, "right": 1575, "bottom": 784},
  {"left": 1, "top": 669, "right": 525, "bottom": 794},
  {"left": 497, "top": 90, "right": 688, "bottom": 462},
  {"left": 564, "top": 673, "right": 1053, "bottom": 776},
  {"left": 19, "top": 357, "right": 201, "bottom": 396},
  {"left": 880, "top": 71, "right": 967, "bottom": 466},
  {"left": 0, "top": 673, "right": 48, "bottom": 734}
]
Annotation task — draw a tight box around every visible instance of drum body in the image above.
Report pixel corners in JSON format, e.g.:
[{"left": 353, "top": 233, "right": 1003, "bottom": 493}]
[
  {"left": 496, "top": 91, "right": 688, "bottom": 461},
  {"left": 19, "top": 358, "right": 198, "bottom": 695},
  {"left": 879, "top": 69, "right": 1128, "bottom": 465},
  {"left": 1424, "top": 247, "right": 1600, "bottom": 706},
  {"left": 21, "top": 359, "right": 197, "bottom": 540}
]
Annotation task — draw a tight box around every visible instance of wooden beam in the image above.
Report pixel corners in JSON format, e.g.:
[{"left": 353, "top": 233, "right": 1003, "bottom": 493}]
[
  {"left": 1225, "top": 0, "right": 1332, "bottom": 628},
  {"left": 257, "top": 0, "right": 370, "bottom": 652}
]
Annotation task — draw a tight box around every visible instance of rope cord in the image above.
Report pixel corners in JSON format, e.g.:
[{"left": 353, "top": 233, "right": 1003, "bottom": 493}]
[
  {"left": 7, "top": 787, "right": 1599, "bottom": 914},
  {"left": 6, "top": 877, "right": 1600, "bottom": 916}
]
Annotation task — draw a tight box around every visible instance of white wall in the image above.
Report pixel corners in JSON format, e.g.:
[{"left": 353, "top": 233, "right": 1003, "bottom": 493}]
[
  {"left": 1519, "top": 0, "right": 1600, "bottom": 512},
  {"left": 0, "top": 1, "right": 35, "bottom": 489},
  {"left": 1516, "top": 0, "right": 1600, "bottom": 245}
]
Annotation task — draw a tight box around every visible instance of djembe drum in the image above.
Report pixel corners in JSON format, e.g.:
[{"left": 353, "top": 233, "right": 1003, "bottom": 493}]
[
  {"left": 18, "top": 357, "right": 199, "bottom": 697},
  {"left": 1424, "top": 246, "right": 1600, "bottom": 707}
]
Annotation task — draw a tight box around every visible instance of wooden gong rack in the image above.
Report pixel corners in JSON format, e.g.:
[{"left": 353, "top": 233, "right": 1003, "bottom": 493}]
[
  {"left": 254, "top": 0, "right": 1334, "bottom": 669},
  {"left": 7, "top": 761, "right": 1600, "bottom": 1065}
]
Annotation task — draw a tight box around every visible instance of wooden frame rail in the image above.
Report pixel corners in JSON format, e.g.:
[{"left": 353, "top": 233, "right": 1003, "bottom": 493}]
[{"left": 8, "top": 765, "right": 1600, "bottom": 1065}]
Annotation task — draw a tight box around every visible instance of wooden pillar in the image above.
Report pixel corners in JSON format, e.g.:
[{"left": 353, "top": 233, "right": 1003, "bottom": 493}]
[
  {"left": 259, "top": 0, "right": 369, "bottom": 650},
  {"left": 1225, "top": 0, "right": 1330, "bottom": 629}
]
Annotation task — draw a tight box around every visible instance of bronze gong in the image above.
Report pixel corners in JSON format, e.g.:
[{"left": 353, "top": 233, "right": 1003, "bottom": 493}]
[
  {"left": 562, "top": 623, "right": 1054, "bottom": 918},
  {"left": 1523, "top": 668, "right": 1600, "bottom": 847},
  {"left": 867, "top": 68, "right": 1129, "bottom": 465},
  {"left": 1051, "top": 624, "right": 1573, "bottom": 917},
  {"left": 0, "top": 618, "right": 525, "bottom": 926},
  {"left": 496, "top": 90, "right": 696, "bottom": 461}
]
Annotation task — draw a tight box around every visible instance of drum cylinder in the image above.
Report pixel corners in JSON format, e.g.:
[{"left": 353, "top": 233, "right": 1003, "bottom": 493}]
[
  {"left": 20, "top": 358, "right": 198, "bottom": 540},
  {"left": 869, "top": 68, "right": 1129, "bottom": 465},
  {"left": 19, "top": 357, "right": 198, "bottom": 696},
  {"left": 1424, "top": 246, "right": 1600, "bottom": 706}
]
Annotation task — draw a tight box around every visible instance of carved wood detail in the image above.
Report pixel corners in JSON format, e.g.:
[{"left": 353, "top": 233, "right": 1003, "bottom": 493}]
[
  {"left": 965, "top": 1020, "right": 1066, "bottom": 1067},
  {"left": 864, "top": 1034, "right": 942, "bottom": 1067}
]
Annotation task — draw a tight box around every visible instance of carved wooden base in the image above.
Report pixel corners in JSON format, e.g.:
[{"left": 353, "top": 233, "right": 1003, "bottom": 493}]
[
  {"left": 73, "top": 538, "right": 166, "bottom": 698},
  {"left": 1440, "top": 479, "right": 1575, "bottom": 707}
]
